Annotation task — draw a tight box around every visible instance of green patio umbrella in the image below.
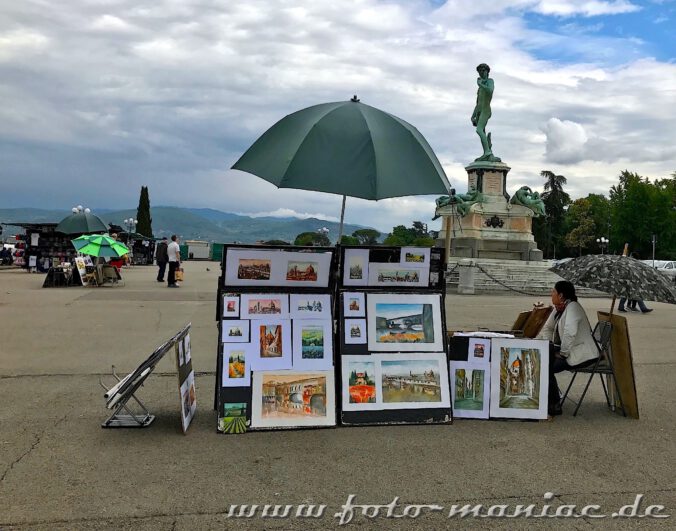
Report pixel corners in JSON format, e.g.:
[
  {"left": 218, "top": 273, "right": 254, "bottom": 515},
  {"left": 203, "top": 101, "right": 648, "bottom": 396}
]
[
  {"left": 72, "top": 235, "right": 130, "bottom": 258},
  {"left": 232, "top": 96, "right": 451, "bottom": 239},
  {"left": 56, "top": 210, "right": 108, "bottom": 235}
]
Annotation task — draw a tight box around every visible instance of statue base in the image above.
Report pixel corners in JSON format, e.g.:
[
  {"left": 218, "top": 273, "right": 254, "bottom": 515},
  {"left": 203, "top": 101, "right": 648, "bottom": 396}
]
[{"left": 436, "top": 160, "right": 543, "bottom": 262}]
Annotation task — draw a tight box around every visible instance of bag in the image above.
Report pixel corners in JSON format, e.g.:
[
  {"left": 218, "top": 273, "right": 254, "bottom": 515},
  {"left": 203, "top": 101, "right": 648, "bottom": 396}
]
[{"left": 175, "top": 267, "right": 184, "bottom": 282}]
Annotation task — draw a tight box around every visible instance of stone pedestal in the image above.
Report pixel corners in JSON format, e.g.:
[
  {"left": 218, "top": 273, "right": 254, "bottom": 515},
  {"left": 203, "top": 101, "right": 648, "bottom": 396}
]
[{"left": 437, "top": 161, "right": 543, "bottom": 262}]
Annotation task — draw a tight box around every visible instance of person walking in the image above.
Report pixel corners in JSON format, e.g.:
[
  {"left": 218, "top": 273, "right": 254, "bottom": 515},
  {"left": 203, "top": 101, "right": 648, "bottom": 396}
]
[
  {"left": 155, "top": 237, "right": 168, "bottom": 282},
  {"left": 167, "top": 235, "right": 181, "bottom": 288}
]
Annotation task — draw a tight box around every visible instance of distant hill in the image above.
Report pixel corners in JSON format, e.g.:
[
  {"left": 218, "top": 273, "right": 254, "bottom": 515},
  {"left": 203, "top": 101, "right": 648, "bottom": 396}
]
[{"left": 0, "top": 206, "right": 375, "bottom": 244}]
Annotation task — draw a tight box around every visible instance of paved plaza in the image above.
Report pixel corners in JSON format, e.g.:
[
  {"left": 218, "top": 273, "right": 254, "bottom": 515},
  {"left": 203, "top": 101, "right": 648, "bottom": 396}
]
[{"left": 1, "top": 262, "right": 674, "bottom": 529}]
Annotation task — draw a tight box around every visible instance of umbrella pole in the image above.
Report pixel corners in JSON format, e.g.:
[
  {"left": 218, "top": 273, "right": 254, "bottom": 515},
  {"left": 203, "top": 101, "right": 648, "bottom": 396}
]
[
  {"left": 609, "top": 295, "right": 616, "bottom": 316},
  {"left": 337, "top": 195, "right": 347, "bottom": 244}
]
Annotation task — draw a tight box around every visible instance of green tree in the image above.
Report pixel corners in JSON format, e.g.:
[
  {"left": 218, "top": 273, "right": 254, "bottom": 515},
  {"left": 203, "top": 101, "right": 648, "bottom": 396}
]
[
  {"left": 382, "top": 222, "right": 435, "bottom": 247},
  {"left": 135, "top": 186, "right": 153, "bottom": 237},
  {"left": 340, "top": 235, "right": 359, "bottom": 245},
  {"left": 564, "top": 198, "right": 596, "bottom": 256},
  {"left": 532, "top": 170, "right": 571, "bottom": 258},
  {"left": 294, "top": 232, "right": 330, "bottom": 246},
  {"left": 352, "top": 228, "right": 380, "bottom": 245},
  {"left": 263, "top": 239, "right": 290, "bottom": 245}
]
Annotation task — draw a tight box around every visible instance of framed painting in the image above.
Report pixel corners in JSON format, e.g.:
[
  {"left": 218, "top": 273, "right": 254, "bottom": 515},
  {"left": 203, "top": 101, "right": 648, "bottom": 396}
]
[
  {"left": 249, "top": 318, "right": 292, "bottom": 370},
  {"left": 489, "top": 339, "right": 549, "bottom": 420},
  {"left": 218, "top": 402, "right": 248, "bottom": 434},
  {"left": 280, "top": 251, "right": 333, "bottom": 287},
  {"left": 221, "top": 320, "right": 250, "bottom": 343},
  {"left": 292, "top": 319, "right": 334, "bottom": 370},
  {"left": 343, "top": 248, "right": 369, "bottom": 286},
  {"left": 377, "top": 353, "right": 450, "bottom": 410},
  {"left": 224, "top": 249, "right": 279, "bottom": 287},
  {"left": 450, "top": 361, "right": 490, "bottom": 419},
  {"left": 240, "top": 293, "right": 289, "bottom": 319},
  {"left": 222, "top": 344, "right": 253, "bottom": 387},
  {"left": 366, "top": 293, "right": 444, "bottom": 352},
  {"left": 400, "top": 247, "right": 431, "bottom": 265},
  {"left": 179, "top": 371, "right": 197, "bottom": 432},
  {"left": 289, "top": 294, "right": 332, "bottom": 319},
  {"left": 341, "top": 355, "right": 380, "bottom": 411},
  {"left": 468, "top": 337, "right": 491, "bottom": 364},
  {"left": 222, "top": 295, "right": 240, "bottom": 318},
  {"left": 367, "top": 263, "right": 429, "bottom": 288},
  {"left": 251, "top": 371, "right": 336, "bottom": 428},
  {"left": 344, "top": 318, "right": 367, "bottom": 345},
  {"left": 343, "top": 292, "right": 365, "bottom": 317}
]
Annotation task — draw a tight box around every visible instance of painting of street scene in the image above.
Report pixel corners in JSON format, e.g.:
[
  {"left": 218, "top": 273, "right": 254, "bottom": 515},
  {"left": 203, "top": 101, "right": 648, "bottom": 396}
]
[
  {"left": 499, "top": 347, "right": 541, "bottom": 409},
  {"left": 248, "top": 298, "right": 282, "bottom": 315},
  {"left": 259, "top": 324, "right": 283, "bottom": 358},
  {"left": 375, "top": 303, "right": 435, "bottom": 344},
  {"left": 454, "top": 367, "right": 485, "bottom": 410},
  {"left": 238, "top": 258, "right": 271, "bottom": 280},
  {"left": 219, "top": 403, "right": 247, "bottom": 434},
  {"left": 260, "top": 373, "right": 327, "bottom": 418},
  {"left": 381, "top": 359, "right": 442, "bottom": 403},
  {"left": 286, "top": 261, "right": 318, "bottom": 281},
  {"left": 228, "top": 351, "right": 246, "bottom": 379},
  {"left": 347, "top": 361, "right": 376, "bottom": 404},
  {"left": 377, "top": 269, "right": 420, "bottom": 283},
  {"left": 301, "top": 325, "right": 324, "bottom": 359}
]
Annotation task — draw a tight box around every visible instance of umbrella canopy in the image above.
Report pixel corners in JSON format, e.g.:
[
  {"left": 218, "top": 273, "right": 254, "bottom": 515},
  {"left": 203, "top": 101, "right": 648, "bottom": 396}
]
[
  {"left": 550, "top": 255, "right": 676, "bottom": 305},
  {"left": 232, "top": 97, "right": 450, "bottom": 239},
  {"left": 72, "top": 235, "right": 130, "bottom": 258},
  {"left": 56, "top": 211, "right": 108, "bottom": 235}
]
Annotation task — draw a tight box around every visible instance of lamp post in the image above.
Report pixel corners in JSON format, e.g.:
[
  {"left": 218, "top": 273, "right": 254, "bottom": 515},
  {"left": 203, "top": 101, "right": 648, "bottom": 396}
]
[
  {"left": 123, "top": 217, "right": 137, "bottom": 249},
  {"left": 596, "top": 237, "right": 608, "bottom": 255}
]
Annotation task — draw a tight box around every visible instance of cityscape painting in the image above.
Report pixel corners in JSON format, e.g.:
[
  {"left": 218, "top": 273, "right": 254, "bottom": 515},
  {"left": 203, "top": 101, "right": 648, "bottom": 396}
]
[
  {"left": 450, "top": 361, "right": 490, "bottom": 419},
  {"left": 292, "top": 320, "right": 333, "bottom": 370}
]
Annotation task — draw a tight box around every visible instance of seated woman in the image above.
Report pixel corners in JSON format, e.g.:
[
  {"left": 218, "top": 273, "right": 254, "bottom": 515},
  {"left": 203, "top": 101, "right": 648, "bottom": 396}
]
[{"left": 537, "top": 280, "right": 598, "bottom": 416}]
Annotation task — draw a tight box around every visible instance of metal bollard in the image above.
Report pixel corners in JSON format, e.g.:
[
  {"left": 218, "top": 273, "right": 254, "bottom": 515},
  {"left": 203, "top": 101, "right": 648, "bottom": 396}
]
[{"left": 457, "top": 259, "right": 476, "bottom": 295}]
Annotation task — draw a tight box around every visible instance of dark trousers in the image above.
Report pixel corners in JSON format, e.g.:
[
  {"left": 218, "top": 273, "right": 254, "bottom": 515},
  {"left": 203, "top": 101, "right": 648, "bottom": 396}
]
[
  {"left": 619, "top": 297, "right": 649, "bottom": 311},
  {"left": 549, "top": 345, "right": 598, "bottom": 407},
  {"left": 157, "top": 261, "right": 167, "bottom": 281},
  {"left": 168, "top": 261, "right": 178, "bottom": 286}
]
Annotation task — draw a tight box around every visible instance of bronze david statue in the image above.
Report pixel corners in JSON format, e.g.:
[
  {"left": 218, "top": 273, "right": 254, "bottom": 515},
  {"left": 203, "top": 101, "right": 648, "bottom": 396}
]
[{"left": 471, "top": 63, "right": 501, "bottom": 163}]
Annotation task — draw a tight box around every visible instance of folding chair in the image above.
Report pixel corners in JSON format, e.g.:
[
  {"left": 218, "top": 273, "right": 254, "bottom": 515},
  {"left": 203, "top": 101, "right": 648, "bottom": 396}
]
[{"left": 561, "top": 320, "right": 627, "bottom": 417}]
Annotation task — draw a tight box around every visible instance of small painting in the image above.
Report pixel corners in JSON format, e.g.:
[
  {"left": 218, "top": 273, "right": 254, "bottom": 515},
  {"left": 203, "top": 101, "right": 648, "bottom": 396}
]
[
  {"left": 228, "top": 351, "right": 245, "bottom": 378},
  {"left": 179, "top": 371, "right": 197, "bottom": 432},
  {"left": 249, "top": 298, "right": 282, "bottom": 315},
  {"left": 289, "top": 294, "right": 331, "bottom": 319},
  {"left": 260, "top": 325, "right": 283, "bottom": 358},
  {"left": 237, "top": 258, "right": 271, "bottom": 280},
  {"left": 349, "top": 258, "right": 363, "bottom": 280},
  {"left": 381, "top": 359, "right": 441, "bottom": 404},
  {"left": 450, "top": 361, "right": 490, "bottom": 419},
  {"left": 250, "top": 319, "right": 292, "bottom": 370},
  {"left": 223, "top": 295, "right": 240, "bottom": 317},
  {"left": 293, "top": 320, "right": 333, "bottom": 370},
  {"left": 222, "top": 344, "right": 252, "bottom": 386},
  {"left": 221, "top": 320, "right": 250, "bottom": 343},
  {"left": 343, "top": 292, "right": 365, "bottom": 317},
  {"left": 251, "top": 371, "right": 336, "bottom": 428},
  {"left": 368, "top": 263, "right": 428, "bottom": 287},
  {"left": 400, "top": 247, "right": 431, "bottom": 265},
  {"left": 343, "top": 248, "right": 369, "bottom": 286},
  {"left": 468, "top": 338, "right": 491, "bottom": 363},
  {"left": 348, "top": 361, "right": 376, "bottom": 404},
  {"left": 344, "top": 318, "right": 367, "bottom": 345},
  {"left": 240, "top": 293, "right": 289, "bottom": 318},
  {"left": 301, "top": 326, "right": 324, "bottom": 359},
  {"left": 286, "top": 261, "right": 318, "bottom": 282},
  {"left": 219, "top": 403, "right": 248, "bottom": 434}
]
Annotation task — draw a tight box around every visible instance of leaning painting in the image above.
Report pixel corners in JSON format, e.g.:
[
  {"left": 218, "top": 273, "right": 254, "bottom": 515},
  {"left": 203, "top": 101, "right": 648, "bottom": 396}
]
[
  {"left": 450, "top": 361, "right": 490, "bottom": 419},
  {"left": 251, "top": 371, "right": 336, "bottom": 428},
  {"left": 489, "top": 339, "right": 549, "bottom": 419}
]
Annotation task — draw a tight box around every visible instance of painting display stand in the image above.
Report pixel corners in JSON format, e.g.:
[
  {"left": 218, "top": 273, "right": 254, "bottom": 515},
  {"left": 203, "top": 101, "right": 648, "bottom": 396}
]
[
  {"left": 100, "top": 366, "right": 155, "bottom": 428},
  {"left": 215, "top": 244, "right": 338, "bottom": 434},
  {"left": 337, "top": 245, "right": 452, "bottom": 426}
]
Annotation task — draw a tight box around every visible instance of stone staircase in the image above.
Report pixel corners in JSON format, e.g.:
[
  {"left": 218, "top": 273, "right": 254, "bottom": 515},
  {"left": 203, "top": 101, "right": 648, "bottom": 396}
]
[{"left": 445, "top": 258, "right": 607, "bottom": 297}]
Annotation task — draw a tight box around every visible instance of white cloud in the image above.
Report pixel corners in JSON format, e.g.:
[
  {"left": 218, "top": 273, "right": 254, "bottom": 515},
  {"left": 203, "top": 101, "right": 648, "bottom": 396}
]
[
  {"left": 532, "top": 1, "right": 641, "bottom": 17},
  {"left": 0, "top": 28, "right": 48, "bottom": 61},
  {"left": 91, "top": 14, "right": 135, "bottom": 32},
  {"left": 542, "top": 118, "right": 589, "bottom": 163},
  {"left": 245, "top": 208, "right": 340, "bottom": 222}
]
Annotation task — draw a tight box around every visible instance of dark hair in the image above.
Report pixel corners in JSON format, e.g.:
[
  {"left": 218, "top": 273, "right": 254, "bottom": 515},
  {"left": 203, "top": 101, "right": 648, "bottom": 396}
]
[
  {"left": 171, "top": 235, "right": 177, "bottom": 242},
  {"left": 476, "top": 63, "right": 490, "bottom": 73},
  {"left": 554, "top": 280, "right": 578, "bottom": 302}
]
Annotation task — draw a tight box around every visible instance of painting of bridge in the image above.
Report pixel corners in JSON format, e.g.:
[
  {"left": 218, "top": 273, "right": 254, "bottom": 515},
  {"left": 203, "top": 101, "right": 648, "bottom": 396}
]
[
  {"left": 374, "top": 303, "right": 434, "bottom": 344},
  {"left": 381, "top": 359, "right": 442, "bottom": 403}
]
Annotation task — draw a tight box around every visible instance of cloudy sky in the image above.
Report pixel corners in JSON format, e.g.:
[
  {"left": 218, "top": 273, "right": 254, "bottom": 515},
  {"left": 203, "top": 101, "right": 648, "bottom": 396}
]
[{"left": 1, "top": 0, "right": 674, "bottom": 232}]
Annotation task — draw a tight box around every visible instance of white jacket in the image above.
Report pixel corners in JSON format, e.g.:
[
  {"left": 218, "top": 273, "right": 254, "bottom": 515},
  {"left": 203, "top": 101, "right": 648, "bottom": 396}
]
[{"left": 537, "top": 301, "right": 598, "bottom": 366}]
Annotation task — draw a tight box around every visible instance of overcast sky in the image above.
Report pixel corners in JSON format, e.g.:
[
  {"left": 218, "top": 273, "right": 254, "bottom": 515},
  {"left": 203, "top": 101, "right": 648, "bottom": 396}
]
[{"left": 1, "top": 0, "right": 674, "bottom": 232}]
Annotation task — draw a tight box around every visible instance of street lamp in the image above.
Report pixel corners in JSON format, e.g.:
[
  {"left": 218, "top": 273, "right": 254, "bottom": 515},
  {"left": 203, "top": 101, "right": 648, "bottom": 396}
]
[
  {"left": 596, "top": 237, "right": 609, "bottom": 255},
  {"left": 123, "top": 217, "right": 137, "bottom": 249}
]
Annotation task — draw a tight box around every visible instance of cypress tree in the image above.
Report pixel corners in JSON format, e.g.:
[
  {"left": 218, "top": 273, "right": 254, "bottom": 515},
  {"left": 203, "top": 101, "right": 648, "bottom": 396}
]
[{"left": 136, "top": 186, "right": 153, "bottom": 237}]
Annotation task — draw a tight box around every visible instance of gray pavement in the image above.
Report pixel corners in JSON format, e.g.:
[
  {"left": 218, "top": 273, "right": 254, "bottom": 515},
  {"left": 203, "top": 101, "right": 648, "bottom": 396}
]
[{"left": 1, "top": 263, "right": 674, "bottom": 530}]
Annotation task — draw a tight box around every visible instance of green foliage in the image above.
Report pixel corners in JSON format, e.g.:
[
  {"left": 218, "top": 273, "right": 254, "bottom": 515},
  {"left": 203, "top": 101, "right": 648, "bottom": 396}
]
[
  {"left": 564, "top": 198, "right": 596, "bottom": 256},
  {"left": 532, "top": 170, "right": 571, "bottom": 258},
  {"left": 340, "top": 235, "right": 360, "bottom": 245},
  {"left": 383, "top": 222, "right": 434, "bottom": 247},
  {"left": 263, "top": 239, "right": 290, "bottom": 245},
  {"left": 135, "top": 186, "right": 153, "bottom": 238},
  {"left": 352, "top": 228, "right": 380, "bottom": 245},
  {"left": 294, "top": 231, "right": 330, "bottom": 246}
]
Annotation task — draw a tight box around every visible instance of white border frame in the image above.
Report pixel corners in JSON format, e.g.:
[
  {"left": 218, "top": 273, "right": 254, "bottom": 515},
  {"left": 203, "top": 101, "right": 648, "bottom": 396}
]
[
  {"left": 377, "top": 353, "right": 450, "bottom": 410},
  {"left": 367, "top": 293, "right": 444, "bottom": 352},
  {"left": 292, "top": 319, "right": 334, "bottom": 370},
  {"left": 251, "top": 370, "right": 336, "bottom": 428},
  {"left": 468, "top": 337, "right": 491, "bottom": 364},
  {"left": 450, "top": 361, "right": 490, "bottom": 419},
  {"left": 179, "top": 371, "right": 197, "bottom": 432},
  {"left": 289, "top": 294, "right": 332, "bottom": 319},
  {"left": 344, "top": 319, "right": 367, "bottom": 345},
  {"left": 367, "top": 262, "right": 429, "bottom": 287},
  {"left": 400, "top": 247, "right": 431, "bottom": 265},
  {"left": 343, "top": 292, "right": 366, "bottom": 317},
  {"left": 341, "top": 355, "right": 380, "bottom": 411},
  {"left": 343, "top": 248, "right": 369, "bottom": 286},
  {"left": 240, "top": 293, "right": 289, "bottom": 319},
  {"left": 489, "top": 338, "right": 549, "bottom": 420},
  {"left": 222, "top": 295, "right": 240, "bottom": 318},
  {"left": 249, "top": 318, "right": 292, "bottom": 370},
  {"left": 222, "top": 344, "right": 253, "bottom": 387},
  {"left": 221, "top": 320, "right": 250, "bottom": 343}
]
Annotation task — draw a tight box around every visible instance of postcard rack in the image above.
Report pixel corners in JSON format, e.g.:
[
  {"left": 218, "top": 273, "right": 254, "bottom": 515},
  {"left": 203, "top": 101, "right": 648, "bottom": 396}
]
[
  {"left": 336, "top": 245, "right": 453, "bottom": 426},
  {"left": 215, "top": 244, "right": 339, "bottom": 434}
]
